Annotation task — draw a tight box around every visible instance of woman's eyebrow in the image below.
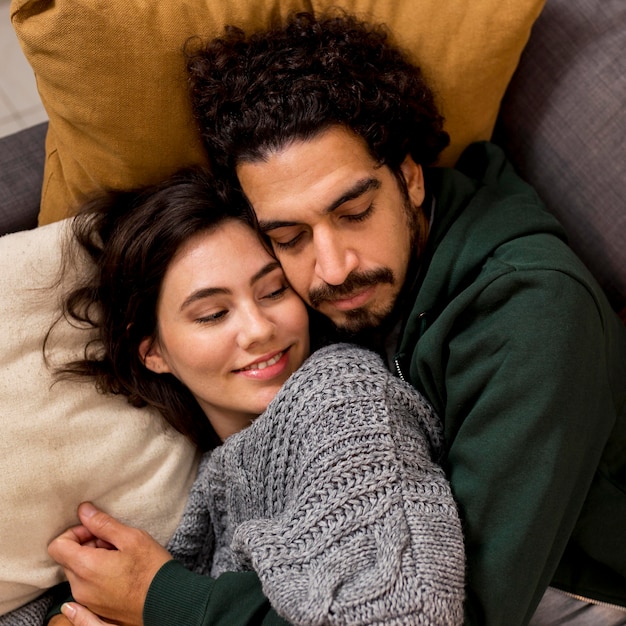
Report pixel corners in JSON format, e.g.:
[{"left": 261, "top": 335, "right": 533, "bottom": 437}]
[
  {"left": 258, "top": 177, "right": 381, "bottom": 232},
  {"left": 179, "top": 261, "right": 281, "bottom": 312},
  {"left": 250, "top": 261, "right": 281, "bottom": 285},
  {"left": 180, "top": 287, "right": 228, "bottom": 312}
]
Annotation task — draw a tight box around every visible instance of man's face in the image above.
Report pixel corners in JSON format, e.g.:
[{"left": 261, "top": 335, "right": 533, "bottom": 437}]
[{"left": 237, "top": 126, "right": 426, "bottom": 333}]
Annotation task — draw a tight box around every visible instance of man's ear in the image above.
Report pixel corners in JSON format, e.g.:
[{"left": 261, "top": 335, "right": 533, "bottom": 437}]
[
  {"left": 400, "top": 155, "right": 426, "bottom": 208},
  {"left": 138, "top": 337, "right": 171, "bottom": 374}
]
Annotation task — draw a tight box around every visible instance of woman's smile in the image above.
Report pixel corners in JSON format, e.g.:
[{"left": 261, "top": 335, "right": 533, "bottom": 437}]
[
  {"left": 235, "top": 347, "right": 292, "bottom": 377},
  {"left": 142, "top": 220, "right": 310, "bottom": 440}
]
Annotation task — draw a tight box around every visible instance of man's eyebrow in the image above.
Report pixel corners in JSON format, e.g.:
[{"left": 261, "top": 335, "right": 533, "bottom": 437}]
[
  {"left": 258, "top": 177, "right": 381, "bottom": 232},
  {"left": 180, "top": 261, "right": 281, "bottom": 311}
]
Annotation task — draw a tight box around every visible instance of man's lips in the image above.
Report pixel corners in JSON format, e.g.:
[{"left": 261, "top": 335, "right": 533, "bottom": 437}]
[
  {"left": 309, "top": 268, "right": 394, "bottom": 310},
  {"left": 324, "top": 286, "right": 375, "bottom": 311}
]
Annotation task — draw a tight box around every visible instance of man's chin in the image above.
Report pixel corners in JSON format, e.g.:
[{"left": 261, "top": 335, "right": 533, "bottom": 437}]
[{"left": 324, "top": 305, "right": 385, "bottom": 335}]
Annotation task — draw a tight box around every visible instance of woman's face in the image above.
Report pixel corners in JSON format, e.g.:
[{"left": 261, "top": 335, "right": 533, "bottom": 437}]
[{"left": 141, "top": 220, "right": 310, "bottom": 440}]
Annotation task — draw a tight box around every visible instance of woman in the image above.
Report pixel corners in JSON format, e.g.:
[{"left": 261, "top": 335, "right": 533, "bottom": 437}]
[{"left": 7, "top": 168, "right": 464, "bottom": 626}]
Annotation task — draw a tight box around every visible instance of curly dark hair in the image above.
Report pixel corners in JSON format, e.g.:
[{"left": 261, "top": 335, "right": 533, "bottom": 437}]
[
  {"left": 187, "top": 10, "right": 449, "bottom": 181},
  {"left": 47, "top": 168, "right": 254, "bottom": 451}
]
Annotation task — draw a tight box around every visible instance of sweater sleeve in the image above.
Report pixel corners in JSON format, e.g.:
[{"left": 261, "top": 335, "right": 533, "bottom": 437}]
[
  {"left": 207, "top": 343, "right": 465, "bottom": 626},
  {"left": 143, "top": 454, "right": 289, "bottom": 626}
]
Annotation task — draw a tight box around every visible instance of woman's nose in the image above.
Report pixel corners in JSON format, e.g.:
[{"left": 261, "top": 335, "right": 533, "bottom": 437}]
[{"left": 237, "top": 305, "right": 275, "bottom": 349}]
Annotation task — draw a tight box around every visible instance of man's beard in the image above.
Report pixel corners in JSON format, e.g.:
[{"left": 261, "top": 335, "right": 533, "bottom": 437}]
[
  {"left": 307, "top": 192, "right": 424, "bottom": 334},
  {"left": 308, "top": 267, "right": 396, "bottom": 333}
]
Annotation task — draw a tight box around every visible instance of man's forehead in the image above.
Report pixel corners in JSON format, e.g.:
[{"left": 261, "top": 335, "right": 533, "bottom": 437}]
[{"left": 237, "top": 126, "right": 381, "bottom": 218}]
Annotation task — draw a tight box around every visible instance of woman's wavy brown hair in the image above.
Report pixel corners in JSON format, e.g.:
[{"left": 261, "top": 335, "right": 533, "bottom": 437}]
[{"left": 48, "top": 168, "right": 253, "bottom": 451}]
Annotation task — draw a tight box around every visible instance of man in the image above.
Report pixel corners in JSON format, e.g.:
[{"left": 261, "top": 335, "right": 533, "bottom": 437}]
[{"left": 186, "top": 11, "right": 626, "bottom": 626}]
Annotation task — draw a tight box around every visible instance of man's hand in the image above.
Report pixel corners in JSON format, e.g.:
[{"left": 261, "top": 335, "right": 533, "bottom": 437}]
[
  {"left": 48, "top": 615, "right": 73, "bottom": 626},
  {"left": 49, "top": 603, "right": 116, "bottom": 626},
  {"left": 48, "top": 503, "right": 173, "bottom": 626}
]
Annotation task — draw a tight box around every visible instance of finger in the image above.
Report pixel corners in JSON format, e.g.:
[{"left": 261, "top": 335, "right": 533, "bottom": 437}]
[
  {"left": 77, "top": 502, "right": 133, "bottom": 549},
  {"left": 64, "top": 526, "right": 116, "bottom": 550},
  {"left": 93, "top": 538, "right": 117, "bottom": 550},
  {"left": 48, "top": 530, "right": 92, "bottom": 568},
  {"left": 61, "top": 603, "right": 115, "bottom": 625},
  {"left": 48, "top": 535, "right": 115, "bottom": 575},
  {"left": 54, "top": 524, "right": 98, "bottom": 545}
]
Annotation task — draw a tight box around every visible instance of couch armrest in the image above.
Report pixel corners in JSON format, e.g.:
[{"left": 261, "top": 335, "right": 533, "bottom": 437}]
[{"left": 0, "top": 122, "right": 47, "bottom": 237}]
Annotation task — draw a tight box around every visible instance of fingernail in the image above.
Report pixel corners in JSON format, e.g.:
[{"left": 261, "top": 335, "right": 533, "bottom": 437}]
[
  {"left": 80, "top": 502, "right": 97, "bottom": 518},
  {"left": 61, "top": 603, "right": 76, "bottom": 619}
]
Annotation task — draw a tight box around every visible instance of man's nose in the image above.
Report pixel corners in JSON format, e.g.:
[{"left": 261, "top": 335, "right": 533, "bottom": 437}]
[{"left": 313, "top": 230, "right": 359, "bottom": 286}]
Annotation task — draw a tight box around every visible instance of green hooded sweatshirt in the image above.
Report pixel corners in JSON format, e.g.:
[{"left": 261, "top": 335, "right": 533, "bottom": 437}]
[{"left": 394, "top": 142, "right": 626, "bottom": 625}]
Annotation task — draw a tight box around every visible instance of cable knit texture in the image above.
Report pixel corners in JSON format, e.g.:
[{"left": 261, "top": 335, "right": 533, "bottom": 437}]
[
  {"left": 0, "top": 594, "right": 52, "bottom": 626},
  {"left": 168, "top": 344, "right": 465, "bottom": 625}
]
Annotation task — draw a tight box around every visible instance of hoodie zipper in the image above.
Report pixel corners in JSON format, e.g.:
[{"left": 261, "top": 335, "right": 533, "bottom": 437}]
[
  {"left": 393, "top": 311, "right": 429, "bottom": 383},
  {"left": 393, "top": 311, "right": 428, "bottom": 382},
  {"left": 394, "top": 356, "right": 406, "bottom": 382},
  {"left": 549, "top": 587, "right": 626, "bottom": 614}
]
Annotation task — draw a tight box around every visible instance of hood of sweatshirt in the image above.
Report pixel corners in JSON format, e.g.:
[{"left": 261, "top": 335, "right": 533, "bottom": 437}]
[{"left": 399, "top": 142, "right": 568, "bottom": 352}]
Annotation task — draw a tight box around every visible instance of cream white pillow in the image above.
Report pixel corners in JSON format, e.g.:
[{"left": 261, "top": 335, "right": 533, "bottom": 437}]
[{"left": 0, "top": 220, "right": 201, "bottom": 615}]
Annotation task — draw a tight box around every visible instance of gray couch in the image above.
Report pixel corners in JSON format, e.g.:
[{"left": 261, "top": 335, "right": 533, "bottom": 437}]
[{"left": 1, "top": 0, "right": 624, "bottom": 314}]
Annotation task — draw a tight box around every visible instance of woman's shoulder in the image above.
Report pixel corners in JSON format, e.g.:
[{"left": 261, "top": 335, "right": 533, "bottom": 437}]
[
  {"left": 283, "top": 342, "right": 429, "bottom": 413},
  {"left": 300, "top": 342, "right": 386, "bottom": 375}
]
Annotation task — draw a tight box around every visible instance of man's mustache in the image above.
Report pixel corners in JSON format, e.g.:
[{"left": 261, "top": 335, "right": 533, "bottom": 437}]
[{"left": 309, "top": 268, "right": 394, "bottom": 308}]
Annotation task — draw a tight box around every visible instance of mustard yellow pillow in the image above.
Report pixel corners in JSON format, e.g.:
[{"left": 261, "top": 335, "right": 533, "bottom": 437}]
[{"left": 11, "top": 0, "right": 545, "bottom": 225}]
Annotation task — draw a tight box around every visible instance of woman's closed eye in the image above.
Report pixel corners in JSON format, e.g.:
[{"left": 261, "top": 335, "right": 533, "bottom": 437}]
[
  {"left": 195, "top": 309, "right": 228, "bottom": 325},
  {"left": 262, "top": 284, "right": 290, "bottom": 300},
  {"left": 192, "top": 285, "right": 289, "bottom": 324}
]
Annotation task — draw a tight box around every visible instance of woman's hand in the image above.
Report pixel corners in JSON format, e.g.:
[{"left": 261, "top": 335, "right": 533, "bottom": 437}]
[{"left": 48, "top": 502, "right": 172, "bottom": 626}]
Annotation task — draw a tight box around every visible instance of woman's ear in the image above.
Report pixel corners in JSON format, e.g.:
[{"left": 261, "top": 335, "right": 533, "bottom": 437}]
[
  {"left": 138, "top": 337, "right": 171, "bottom": 374},
  {"left": 400, "top": 155, "right": 425, "bottom": 208}
]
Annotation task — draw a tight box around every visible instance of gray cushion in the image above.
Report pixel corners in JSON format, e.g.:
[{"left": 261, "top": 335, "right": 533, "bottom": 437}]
[
  {"left": 0, "top": 123, "right": 46, "bottom": 237},
  {"left": 496, "top": 0, "right": 626, "bottom": 311}
]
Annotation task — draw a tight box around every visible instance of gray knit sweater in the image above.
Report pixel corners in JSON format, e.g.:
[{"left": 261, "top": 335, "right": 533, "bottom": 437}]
[
  {"left": 169, "top": 343, "right": 465, "bottom": 625},
  {"left": 0, "top": 596, "right": 52, "bottom": 626},
  {"left": 3, "top": 344, "right": 465, "bottom": 625}
]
